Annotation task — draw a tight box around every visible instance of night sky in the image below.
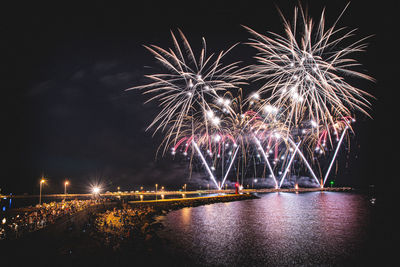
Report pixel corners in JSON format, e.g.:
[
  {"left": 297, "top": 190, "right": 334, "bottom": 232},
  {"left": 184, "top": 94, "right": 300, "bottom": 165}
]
[{"left": 1, "top": 1, "right": 396, "bottom": 194}]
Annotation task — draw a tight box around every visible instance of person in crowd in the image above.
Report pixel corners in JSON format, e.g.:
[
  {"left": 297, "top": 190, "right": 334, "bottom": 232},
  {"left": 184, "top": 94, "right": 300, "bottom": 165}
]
[{"left": 0, "top": 199, "right": 105, "bottom": 240}]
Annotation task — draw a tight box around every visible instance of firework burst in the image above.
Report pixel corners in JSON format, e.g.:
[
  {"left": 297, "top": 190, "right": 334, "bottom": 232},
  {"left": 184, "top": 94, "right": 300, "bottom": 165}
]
[
  {"left": 131, "top": 3, "right": 374, "bottom": 189},
  {"left": 244, "top": 3, "right": 374, "bottom": 142},
  {"left": 128, "top": 29, "right": 246, "bottom": 155}
]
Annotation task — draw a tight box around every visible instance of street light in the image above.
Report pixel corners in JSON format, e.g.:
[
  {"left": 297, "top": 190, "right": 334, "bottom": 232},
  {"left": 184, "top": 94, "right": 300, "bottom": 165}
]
[
  {"left": 39, "top": 178, "right": 45, "bottom": 205},
  {"left": 252, "top": 179, "right": 257, "bottom": 189},
  {"left": 64, "top": 181, "right": 69, "bottom": 195},
  {"left": 92, "top": 186, "right": 100, "bottom": 195},
  {"left": 155, "top": 184, "right": 158, "bottom": 201}
]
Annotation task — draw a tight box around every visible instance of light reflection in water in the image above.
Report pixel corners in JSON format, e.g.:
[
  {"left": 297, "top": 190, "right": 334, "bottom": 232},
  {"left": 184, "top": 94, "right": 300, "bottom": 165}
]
[
  {"left": 158, "top": 192, "right": 371, "bottom": 266},
  {"left": 181, "top": 207, "right": 191, "bottom": 226}
]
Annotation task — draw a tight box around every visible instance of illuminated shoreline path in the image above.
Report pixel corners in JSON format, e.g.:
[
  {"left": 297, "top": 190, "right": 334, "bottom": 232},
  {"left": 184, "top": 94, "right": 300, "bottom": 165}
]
[
  {"left": 129, "top": 3, "right": 374, "bottom": 189},
  {"left": 0, "top": 187, "right": 354, "bottom": 200}
]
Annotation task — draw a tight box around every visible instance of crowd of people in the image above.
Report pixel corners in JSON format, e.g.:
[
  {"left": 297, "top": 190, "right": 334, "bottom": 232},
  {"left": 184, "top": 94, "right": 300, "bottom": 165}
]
[{"left": 0, "top": 199, "right": 104, "bottom": 240}]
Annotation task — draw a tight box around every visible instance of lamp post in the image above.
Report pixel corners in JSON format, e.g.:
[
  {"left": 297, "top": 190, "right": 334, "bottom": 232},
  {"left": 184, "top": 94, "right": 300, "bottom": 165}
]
[
  {"left": 155, "top": 184, "right": 158, "bottom": 201},
  {"left": 64, "top": 180, "right": 69, "bottom": 201},
  {"left": 184, "top": 184, "right": 187, "bottom": 192},
  {"left": 39, "top": 178, "right": 45, "bottom": 205},
  {"left": 64, "top": 181, "right": 69, "bottom": 195}
]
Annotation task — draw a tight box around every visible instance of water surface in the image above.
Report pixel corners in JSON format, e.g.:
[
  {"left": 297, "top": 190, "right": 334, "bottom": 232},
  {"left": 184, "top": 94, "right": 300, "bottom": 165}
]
[{"left": 158, "top": 192, "right": 384, "bottom": 266}]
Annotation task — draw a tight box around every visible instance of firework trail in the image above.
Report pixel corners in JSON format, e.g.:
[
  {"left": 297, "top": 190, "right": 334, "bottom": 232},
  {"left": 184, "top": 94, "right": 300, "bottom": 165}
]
[{"left": 167, "top": 90, "right": 262, "bottom": 188}]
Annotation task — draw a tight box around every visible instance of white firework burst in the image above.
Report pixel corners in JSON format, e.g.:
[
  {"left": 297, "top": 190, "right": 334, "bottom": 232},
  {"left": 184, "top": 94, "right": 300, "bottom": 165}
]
[
  {"left": 128, "top": 29, "right": 246, "bottom": 154},
  {"left": 244, "top": 3, "right": 374, "bottom": 138}
]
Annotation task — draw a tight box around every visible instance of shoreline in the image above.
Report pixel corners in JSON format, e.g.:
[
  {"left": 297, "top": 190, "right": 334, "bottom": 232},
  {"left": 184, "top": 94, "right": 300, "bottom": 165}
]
[
  {"left": 90, "top": 194, "right": 260, "bottom": 265},
  {"left": 123, "top": 193, "right": 260, "bottom": 242},
  {"left": 0, "top": 194, "right": 258, "bottom": 266}
]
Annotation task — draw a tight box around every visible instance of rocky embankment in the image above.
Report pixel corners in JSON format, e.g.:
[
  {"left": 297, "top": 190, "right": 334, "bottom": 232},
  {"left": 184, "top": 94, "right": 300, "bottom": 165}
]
[
  {"left": 93, "top": 194, "right": 258, "bottom": 248},
  {"left": 129, "top": 194, "right": 259, "bottom": 239},
  {"left": 84, "top": 194, "right": 258, "bottom": 264}
]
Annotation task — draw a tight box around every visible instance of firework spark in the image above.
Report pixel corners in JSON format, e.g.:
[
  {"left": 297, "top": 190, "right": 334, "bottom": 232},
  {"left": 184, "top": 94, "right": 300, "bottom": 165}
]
[
  {"left": 131, "top": 3, "right": 374, "bottom": 189},
  {"left": 128, "top": 29, "right": 246, "bottom": 155},
  {"left": 244, "top": 3, "right": 374, "bottom": 142}
]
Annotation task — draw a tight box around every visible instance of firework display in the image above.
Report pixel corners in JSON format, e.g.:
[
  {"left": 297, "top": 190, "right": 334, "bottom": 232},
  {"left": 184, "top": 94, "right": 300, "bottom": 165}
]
[
  {"left": 129, "top": 29, "right": 246, "bottom": 156},
  {"left": 129, "top": 4, "right": 374, "bottom": 189}
]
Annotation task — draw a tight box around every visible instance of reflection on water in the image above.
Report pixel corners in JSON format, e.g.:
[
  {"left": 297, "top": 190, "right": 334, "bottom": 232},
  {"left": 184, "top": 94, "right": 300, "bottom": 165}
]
[{"left": 159, "top": 192, "right": 374, "bottom": 266}]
